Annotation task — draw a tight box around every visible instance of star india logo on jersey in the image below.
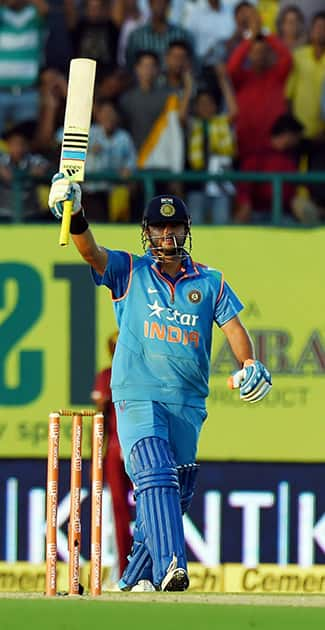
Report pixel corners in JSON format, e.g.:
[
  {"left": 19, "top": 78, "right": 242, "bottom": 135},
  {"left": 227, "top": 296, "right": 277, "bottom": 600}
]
[{"left": 144, "top": 299, "right": 200, "bottom": 347}]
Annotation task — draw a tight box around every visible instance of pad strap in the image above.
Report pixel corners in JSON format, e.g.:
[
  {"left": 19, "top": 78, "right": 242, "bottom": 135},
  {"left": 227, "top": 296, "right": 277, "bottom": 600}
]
[{"left": 177, "top": 463, "right": 200, "bottom": 513}]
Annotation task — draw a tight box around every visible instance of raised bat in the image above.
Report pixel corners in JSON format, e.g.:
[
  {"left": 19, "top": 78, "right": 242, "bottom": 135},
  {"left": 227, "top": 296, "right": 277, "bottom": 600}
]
[{"left": 59, "top": 58, "right": 96, "bottom": 246}]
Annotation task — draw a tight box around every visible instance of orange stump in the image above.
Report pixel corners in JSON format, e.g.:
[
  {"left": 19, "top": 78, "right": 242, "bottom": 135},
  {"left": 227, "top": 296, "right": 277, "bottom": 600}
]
[
  {"left": 90, "top": 412, "right": 104, "bottom": 595},
  {"left": 68, "top": 413, "right": 83, "bottom": 595},
  {"left": 46, "top": 409, "right": 104, "bottom": 596},
  {"left": 46, "top": 413, "right": 60, "bottom": 596}
]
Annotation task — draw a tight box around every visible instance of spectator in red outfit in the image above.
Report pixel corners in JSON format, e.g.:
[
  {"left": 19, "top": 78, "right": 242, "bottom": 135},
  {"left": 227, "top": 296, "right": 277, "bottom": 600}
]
[
  {"left": 91, "top": 331, "right": 132, "bottom": 580},
  {"left": 227, "top": 10, "right": 292, "bottom": 222},
  {"left": 235, "top": 113, "right": 304, "bottom": 223}
]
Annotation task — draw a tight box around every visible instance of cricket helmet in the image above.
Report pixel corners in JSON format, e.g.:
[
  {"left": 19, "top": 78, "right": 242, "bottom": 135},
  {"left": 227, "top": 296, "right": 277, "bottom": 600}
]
[
  {"left": 142, "top": 195, "right": 191, "bottom": 228},
  {"left": 142, "top": 195, "right": 192, "bottom": 261}
]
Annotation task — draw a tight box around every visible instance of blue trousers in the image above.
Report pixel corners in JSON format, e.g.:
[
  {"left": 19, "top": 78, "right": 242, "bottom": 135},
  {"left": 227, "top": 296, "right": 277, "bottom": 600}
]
[
  {"left": 114, "top": 400, "right": 206, "bottom": 479},
  {"left": 115, "top": 400, "right": 206, "bottom": 588}
]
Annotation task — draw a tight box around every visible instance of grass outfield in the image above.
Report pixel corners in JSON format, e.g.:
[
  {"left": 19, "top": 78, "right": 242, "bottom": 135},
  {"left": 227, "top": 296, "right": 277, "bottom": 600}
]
[{"left": 1, "top": 594, "right": 325, "bottom": 630}]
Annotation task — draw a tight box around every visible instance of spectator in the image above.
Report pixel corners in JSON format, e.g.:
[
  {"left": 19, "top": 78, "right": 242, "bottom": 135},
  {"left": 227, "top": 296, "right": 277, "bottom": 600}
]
[
  {"left": 233, "top": 113, "right": 304, "bottom": 224},
  {"left": 119, "top": 50, "right": 173, "bottom": 152},
  {"left": 279, "top": 1, "right": 325, "bottom": 26},
  {"left": 0, "top": 122, "right": 50, "bottom": 222},
  {"left": 159, "top": 40, "right": 194, "bottom": 124},
  {"left": 119, "top": 50, "right": 184, "bottom": 215},
  {"left": 224, "top": 1, "right": 255, "bottom": 60},
  {"left": 236, "top": 113, "right": 304, "bottom": 224},
  {"left": 117, "top": 0, "right": 148, "bottom": 67},
  {"left": 286, "top": 12, "right": 325, "bottom": 139},
  {"left": 184, "top": 0, "right": 235, "bottom": 67},
  {"left": 110, "top": 0, "right": 148, "bottom": 26},
  {"left": 95, "top": 67, "right": 131, "bottom": 102},
  {"left": 227, "top": 10, "right": 292, "bottom": 222},
  {"left": 34, "top": 67, "right": 68, "bottom": 158},
  {"left": 136, "top": 0, "right": 200, "bottom": 27},
  {"left": 91, "top": 331, "right": 133, "bottom": 581},
  {"left": 276, "top": 5, "right": 307, "bottom": 51},
  {"left": 125, "top": 0, "right": 194, "bottom": 70},
  {"left": 44, "top": 0, "right": 74, "bottom": 74},
  {"left": 73, "top": 98, "right": 136, "bottom": 222},
  {"left": 67, "top": 0, "right": 120, "bottom": 82},
  {"left": 269, "top": 113, "right": 304, "bottom": 221},
  {"left": 291, "top": 136, "right": 325, "bottom": 225},
  {"left": 0, "top": 0, "right": 49, "bottom": 136},
  {"left": 186, "top": 70, "right": 236, "bottom": 225},
  {"left": 321, "top": 79, "right": 325, "bottom": 120}
]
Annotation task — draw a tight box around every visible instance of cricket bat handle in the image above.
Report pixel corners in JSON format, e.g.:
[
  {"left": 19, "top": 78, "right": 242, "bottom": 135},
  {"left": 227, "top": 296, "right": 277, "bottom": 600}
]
[{"left": 59, "top": 199, "right": 73, "bottom": 246}]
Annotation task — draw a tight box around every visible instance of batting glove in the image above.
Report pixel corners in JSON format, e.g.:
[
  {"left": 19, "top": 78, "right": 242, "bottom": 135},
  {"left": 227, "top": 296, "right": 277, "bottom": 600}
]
[
  {"left": 228, "top": 359, "right": 272, "bottom": 403},
  {"left": 48, "top": 172, "right": 82, "bottom": 219}
]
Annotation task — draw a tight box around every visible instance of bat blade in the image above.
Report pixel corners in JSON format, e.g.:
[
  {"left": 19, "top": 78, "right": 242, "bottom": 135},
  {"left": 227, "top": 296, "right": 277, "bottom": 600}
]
[
  {"left": 59, "top": 58, "right": 96, "bottom": 246},
  {"left": 60, "top": 58, "right": 96, "bottom": 182}
]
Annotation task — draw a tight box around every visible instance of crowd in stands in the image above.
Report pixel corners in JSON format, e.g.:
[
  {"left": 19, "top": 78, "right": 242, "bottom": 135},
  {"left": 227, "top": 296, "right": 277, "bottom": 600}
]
[{"left": 0, "top": 0, "right": 324, "bottom": 225}]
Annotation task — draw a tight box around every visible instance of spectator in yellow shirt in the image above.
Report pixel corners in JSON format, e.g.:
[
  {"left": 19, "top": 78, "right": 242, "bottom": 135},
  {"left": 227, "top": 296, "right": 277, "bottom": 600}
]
[
  {"left": 286, "top": 12, "right": 325, "bottom": 138},
  {"left": 186, "top": 67, "right": 236, "bottom": 225}
]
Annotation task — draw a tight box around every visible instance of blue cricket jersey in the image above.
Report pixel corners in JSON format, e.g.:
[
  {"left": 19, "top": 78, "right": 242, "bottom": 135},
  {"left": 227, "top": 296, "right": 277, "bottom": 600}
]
[{"left": 92, "top": 249, "right": 243, "bottom": 407}]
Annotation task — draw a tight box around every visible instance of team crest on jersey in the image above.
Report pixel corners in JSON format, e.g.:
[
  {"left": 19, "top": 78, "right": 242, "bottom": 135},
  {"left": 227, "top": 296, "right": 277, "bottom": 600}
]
[
  {"left": 188, "top": 289, "right": 202, "bottom": 304},
  {"left": 160, "top": 202, "right": 176, "bottom": 217}
]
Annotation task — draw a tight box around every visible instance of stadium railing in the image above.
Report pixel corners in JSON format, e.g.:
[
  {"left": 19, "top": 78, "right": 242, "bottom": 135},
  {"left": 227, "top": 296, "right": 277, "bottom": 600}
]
[{"left": 9, "top": 169, "right": 325, "bottom": 224}]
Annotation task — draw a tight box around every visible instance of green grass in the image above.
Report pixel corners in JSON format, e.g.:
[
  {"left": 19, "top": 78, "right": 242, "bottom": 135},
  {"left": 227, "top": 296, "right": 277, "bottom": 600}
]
[{"left": 1, "top": 599, "right": 325, "bottom": 630}]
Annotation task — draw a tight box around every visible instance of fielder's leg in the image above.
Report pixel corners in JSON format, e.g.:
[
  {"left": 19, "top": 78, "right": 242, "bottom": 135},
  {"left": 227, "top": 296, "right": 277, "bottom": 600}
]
[{"left": 104, "top": 436, "right": 133, "bottom": 577}]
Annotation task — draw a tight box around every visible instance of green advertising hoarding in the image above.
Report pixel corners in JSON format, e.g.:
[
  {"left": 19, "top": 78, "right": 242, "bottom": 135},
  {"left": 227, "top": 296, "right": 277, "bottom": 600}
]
[{"left": 0, "top": 225, "right": 324, "bottom": 461}]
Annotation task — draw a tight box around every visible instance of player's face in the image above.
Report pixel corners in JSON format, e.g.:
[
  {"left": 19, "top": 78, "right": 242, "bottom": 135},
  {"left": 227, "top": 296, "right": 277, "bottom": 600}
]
[{"left": 147, "top": 222, "right": 187, "bottom": 260}]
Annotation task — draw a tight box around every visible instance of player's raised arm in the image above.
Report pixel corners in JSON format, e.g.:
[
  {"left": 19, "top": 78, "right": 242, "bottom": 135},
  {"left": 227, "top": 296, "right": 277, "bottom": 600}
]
[{"left": 48, "top": 172, "right": 108, "bottom": 276}]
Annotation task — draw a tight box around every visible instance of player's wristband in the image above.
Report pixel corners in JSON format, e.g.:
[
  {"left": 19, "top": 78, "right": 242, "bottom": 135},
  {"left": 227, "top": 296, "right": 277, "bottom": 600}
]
[{"left": 70, "top": 209, "right": 89, "bottom": 234}]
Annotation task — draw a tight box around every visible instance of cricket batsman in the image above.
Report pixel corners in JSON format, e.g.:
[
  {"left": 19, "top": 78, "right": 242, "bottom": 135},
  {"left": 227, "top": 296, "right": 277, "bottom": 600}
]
[{"left": 49, "top": 173, "right": 272, "bottom": 591}]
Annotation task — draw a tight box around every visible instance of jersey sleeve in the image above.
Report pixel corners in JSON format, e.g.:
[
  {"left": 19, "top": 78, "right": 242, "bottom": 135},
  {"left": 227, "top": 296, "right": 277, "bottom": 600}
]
[
  {"left": 91, "top": 249, "right": 131, "bottom": 299},
  {"left": 214, "top": 280, "right": 244, "bottom": 327}
]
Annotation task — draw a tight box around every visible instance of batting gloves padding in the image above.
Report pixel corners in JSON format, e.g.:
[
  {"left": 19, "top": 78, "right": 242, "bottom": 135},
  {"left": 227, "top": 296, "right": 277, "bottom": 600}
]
[
  {"left": 48, "top": 172, "right": 82, "bottom": 219},
  {"left": 228, "top": 359, "right": 272, "bottom": 403}
]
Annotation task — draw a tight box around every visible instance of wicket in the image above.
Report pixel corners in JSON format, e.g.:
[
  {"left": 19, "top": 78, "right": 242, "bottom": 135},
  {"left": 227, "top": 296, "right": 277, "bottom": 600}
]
[{"left": 46, "top": 409, "right": 104, "bottom": 597}]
